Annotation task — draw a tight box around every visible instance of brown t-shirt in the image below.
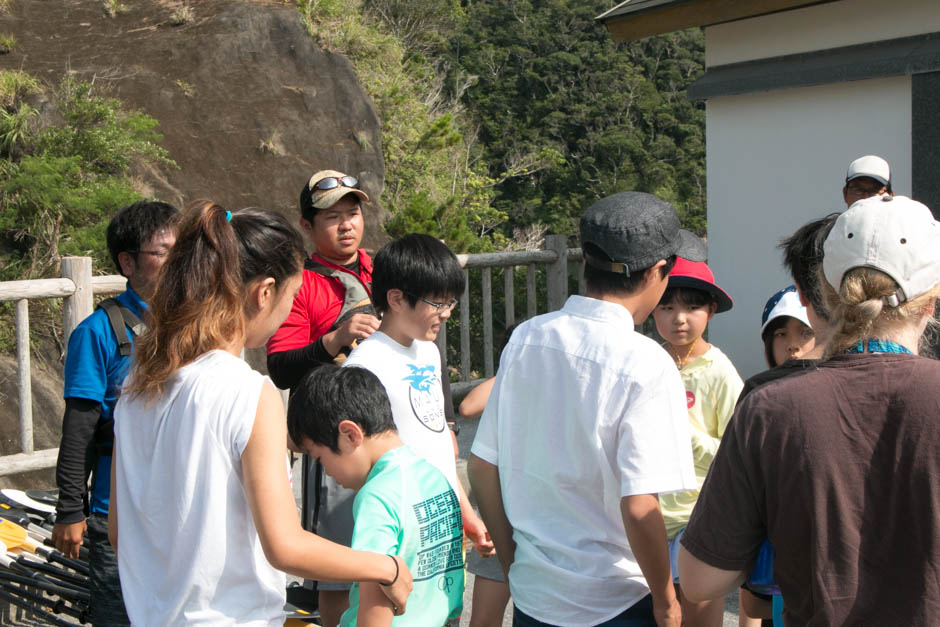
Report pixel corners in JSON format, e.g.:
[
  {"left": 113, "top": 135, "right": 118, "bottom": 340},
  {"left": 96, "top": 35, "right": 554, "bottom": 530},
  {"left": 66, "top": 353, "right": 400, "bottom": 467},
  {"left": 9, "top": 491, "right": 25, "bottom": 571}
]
[
  {"left": 682, "top": 353, "right": 940, "bottom": 626},
  {"left": 737, "top": 359, "right": 818, "bottom": 404}
]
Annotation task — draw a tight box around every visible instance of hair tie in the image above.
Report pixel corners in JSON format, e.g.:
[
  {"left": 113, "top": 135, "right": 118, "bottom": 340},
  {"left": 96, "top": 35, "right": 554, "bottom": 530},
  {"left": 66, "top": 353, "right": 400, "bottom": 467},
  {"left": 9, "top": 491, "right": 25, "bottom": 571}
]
[
  {"left": 381, "top": 554, "right": 399, "bottom": 587},
  {"left": 225, "top": 210, "right": 232, "bottom": 222}
]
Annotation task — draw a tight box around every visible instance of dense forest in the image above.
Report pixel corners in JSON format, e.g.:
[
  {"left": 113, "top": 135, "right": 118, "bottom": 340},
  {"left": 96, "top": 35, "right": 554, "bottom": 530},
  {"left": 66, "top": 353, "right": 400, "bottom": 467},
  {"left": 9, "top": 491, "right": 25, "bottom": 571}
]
[{"left": 301, "top": 0, "right": 705, "bottom": 252}]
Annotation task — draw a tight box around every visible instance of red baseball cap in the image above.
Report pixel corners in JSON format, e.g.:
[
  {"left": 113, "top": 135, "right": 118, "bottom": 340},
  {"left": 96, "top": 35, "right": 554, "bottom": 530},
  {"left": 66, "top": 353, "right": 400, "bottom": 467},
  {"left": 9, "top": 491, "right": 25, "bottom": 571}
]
[{"left": 667, "top": 258, "right": 733, "bottom": 312}]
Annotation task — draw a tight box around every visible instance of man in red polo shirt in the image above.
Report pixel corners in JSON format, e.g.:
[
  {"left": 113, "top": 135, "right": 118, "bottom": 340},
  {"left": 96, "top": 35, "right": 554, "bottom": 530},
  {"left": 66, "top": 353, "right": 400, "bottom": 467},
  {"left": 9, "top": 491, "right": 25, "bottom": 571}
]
[
  {"left": 267, "top": 170, "right": 381, "bottom": 626},
  {"left": 267, "top": 170, "right": 379, "bottom": 380}
]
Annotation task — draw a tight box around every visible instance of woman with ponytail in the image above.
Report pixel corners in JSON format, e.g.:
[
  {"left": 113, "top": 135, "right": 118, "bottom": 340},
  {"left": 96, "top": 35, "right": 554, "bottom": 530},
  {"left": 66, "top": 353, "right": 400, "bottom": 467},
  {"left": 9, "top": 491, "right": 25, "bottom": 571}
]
[
  {"left": 109, "top": 201, "right": 411, "bottom": 626},
  {"left": 677, "top": 195, "right": 940, "bottom": 626}
]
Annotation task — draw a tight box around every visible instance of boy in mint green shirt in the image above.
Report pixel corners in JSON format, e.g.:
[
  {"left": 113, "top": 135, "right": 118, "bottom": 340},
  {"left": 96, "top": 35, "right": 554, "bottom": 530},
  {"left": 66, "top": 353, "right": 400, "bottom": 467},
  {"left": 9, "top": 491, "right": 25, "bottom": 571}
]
[{"left": 288, "top": 364, "right": 464, "bottom": 626}]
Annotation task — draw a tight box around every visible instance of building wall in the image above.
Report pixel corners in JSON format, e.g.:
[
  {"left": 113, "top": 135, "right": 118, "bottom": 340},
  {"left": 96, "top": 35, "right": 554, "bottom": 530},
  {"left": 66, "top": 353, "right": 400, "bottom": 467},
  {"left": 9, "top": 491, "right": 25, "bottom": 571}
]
[
  {"left": 705, "top": 75, "right": 911, "bottom": 378},
  {"left": 706, "top": 0, "right": 940, "bottom": 66}
]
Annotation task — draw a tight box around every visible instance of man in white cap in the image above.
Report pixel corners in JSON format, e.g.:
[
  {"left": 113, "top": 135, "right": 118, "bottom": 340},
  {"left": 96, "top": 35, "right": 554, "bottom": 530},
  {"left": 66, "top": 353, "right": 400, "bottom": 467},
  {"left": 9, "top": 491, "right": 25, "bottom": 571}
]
[{"left": 843, "top": 155, "right": 892, "bottom": 207}]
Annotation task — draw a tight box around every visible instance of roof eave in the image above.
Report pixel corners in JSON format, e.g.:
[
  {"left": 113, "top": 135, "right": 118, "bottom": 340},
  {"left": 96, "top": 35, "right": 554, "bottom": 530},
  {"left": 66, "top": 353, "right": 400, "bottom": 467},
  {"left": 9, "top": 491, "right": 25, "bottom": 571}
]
[{"left": 597, "top": 0, "right": 839, "bottom": 42}]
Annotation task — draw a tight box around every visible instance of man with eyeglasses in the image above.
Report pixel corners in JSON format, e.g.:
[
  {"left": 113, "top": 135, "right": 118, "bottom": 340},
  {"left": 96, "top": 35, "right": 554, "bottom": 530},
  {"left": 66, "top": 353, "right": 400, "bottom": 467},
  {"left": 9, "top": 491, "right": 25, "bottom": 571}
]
[
  {"left": 843, "top": 155, "right": 892, "bottom": 207},
  {"left": 53, "top": 200, "right": 180, "bottom": 626}
]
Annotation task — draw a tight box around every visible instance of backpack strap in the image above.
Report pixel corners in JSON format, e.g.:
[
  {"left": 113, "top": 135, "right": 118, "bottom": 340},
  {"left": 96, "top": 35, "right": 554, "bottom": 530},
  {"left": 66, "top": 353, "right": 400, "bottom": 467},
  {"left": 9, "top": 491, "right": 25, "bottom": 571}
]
[
  {"left": 304, "top": 259, "right": 376, "bottom": 364},
  {"left": 93, "top": 298, "right": 149, "bottom": 454},
  {"left": 97, "top": 298, "right": 147, "bottom": 357}
]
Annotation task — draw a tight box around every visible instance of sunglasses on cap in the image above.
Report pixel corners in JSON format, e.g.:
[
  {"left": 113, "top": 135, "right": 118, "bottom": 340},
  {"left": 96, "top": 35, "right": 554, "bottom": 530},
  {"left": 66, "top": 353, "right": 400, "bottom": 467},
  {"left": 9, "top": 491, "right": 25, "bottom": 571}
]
[{"left": 310, "top": 175, "right": 359, "bottom": 192}]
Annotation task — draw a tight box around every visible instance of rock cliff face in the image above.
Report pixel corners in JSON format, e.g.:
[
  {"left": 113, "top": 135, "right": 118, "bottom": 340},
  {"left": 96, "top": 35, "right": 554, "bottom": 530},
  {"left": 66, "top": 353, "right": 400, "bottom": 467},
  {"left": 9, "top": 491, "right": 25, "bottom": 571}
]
[
  {"left": 0, "top": 0, "right": 387, "bottom": 486},
  {"left": 2, "top": 0, "right": 387, "bottom": 238}
]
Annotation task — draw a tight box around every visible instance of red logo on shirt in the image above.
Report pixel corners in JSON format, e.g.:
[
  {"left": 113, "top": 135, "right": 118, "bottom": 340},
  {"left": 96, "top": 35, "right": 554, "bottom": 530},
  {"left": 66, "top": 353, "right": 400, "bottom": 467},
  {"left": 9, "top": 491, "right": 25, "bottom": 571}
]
[{"left": 686, "top": 390, "right": 695, "bottom": 409}]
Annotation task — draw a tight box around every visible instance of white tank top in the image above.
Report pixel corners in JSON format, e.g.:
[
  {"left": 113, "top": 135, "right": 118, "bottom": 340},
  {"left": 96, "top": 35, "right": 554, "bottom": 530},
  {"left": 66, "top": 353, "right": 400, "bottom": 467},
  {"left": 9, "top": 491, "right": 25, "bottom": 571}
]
[{"left": 114, "top": 350, "right": 285, "bottom": 626}]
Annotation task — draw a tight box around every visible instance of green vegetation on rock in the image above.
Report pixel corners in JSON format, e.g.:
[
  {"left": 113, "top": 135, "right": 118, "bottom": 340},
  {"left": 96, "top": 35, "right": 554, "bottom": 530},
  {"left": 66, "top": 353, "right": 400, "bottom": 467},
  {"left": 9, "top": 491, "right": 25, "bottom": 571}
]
[
  {"left": 0, "top": 74, "right": 174, "bottom": 280},
  {"left": 299, "top": 0, "right": 522, "bottom": 253},
  {"left": 0, "top": 72, "right": 174, "bottom": 353}
]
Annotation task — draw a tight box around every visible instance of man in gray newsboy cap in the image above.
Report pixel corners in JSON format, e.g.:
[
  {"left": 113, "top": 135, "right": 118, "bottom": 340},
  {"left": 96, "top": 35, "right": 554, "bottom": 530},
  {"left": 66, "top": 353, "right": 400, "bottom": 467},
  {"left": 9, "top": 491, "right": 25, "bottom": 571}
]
[{"left": 470, "top": 192, "right": 705, "bottom": 627}]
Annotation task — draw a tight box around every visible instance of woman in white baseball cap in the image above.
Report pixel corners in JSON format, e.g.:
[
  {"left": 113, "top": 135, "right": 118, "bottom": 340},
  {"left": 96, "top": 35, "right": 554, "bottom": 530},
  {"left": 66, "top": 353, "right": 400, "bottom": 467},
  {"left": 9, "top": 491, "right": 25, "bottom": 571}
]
[
  {"left": 822, "top": 194, "right": 940, "bottom": 355},
  {"left": 677, "top": 194, "right": 940, "bottom": 625}
]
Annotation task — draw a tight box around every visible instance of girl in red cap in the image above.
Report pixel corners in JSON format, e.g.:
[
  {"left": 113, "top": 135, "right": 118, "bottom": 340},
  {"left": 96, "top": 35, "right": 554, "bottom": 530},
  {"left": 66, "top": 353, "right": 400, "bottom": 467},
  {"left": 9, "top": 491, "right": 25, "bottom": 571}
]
[{"left": 651, "top": 258, "right": 743, "bottom": 627}]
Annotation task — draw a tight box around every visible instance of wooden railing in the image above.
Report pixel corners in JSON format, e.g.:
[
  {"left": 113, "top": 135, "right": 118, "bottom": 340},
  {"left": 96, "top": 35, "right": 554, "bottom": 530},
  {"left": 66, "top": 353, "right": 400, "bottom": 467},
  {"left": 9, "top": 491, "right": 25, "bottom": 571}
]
[
  {"left": 1, "top": 259, "right": 126, "bottom": 477},
  {"left": 0, "top": 238, "right": 583, "bottom": 476},
  {"left": 446, "top": 235, "right": 583, "bottom": 394}
]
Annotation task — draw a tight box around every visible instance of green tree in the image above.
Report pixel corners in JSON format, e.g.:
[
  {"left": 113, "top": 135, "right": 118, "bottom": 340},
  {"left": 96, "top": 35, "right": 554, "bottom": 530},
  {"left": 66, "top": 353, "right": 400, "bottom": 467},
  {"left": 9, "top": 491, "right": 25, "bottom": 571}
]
[
  {"left": 445, "top": 1, "right": 706, "bottom": 236},
  {"left": 0, "top": 74, "right": 174, "bottom": 280}
]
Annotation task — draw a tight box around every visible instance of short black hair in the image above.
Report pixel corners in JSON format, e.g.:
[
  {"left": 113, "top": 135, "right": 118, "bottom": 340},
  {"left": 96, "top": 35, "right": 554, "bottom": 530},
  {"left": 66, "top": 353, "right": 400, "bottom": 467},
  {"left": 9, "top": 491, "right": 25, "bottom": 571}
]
[
  {"left": 582, "top": 243, "right": 676, "bottom": 296},
  {"left": 658, "top": 286, "right": 714, "bottom": 308},
  {"left": 106, "top": 200, "right": 180, "bottom": 275},
  {"left": 287, "top": 365, "right": 396, "bottom": 453},
  {"left": 371, "top": 234, "right": 466, "bottom": 312},
  {"left": 779, "top": 214, "right": 838, "bottom": 322}
]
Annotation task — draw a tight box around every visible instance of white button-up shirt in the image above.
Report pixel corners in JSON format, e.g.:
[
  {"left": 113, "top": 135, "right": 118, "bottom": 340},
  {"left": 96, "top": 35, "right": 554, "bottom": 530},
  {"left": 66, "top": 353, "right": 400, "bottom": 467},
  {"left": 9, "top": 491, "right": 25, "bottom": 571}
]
[{"left": 471, "top": 295, "right": 695, "bottom": 626}]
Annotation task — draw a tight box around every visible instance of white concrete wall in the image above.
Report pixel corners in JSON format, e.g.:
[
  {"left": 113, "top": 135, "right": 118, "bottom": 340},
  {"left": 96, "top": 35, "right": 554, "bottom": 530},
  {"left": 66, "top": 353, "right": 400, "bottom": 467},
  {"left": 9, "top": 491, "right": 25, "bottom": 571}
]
[
  {"left": 706, "top": 0, "right": 940, "bottom": 66},
  {"left": 705, "top": 75, "right": 911, "bottom": 378}
]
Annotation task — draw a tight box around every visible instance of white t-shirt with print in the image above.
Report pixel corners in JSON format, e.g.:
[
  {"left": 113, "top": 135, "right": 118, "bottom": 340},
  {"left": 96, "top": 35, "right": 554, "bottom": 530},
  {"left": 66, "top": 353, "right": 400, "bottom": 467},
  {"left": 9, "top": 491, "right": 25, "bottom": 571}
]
[
  {"left": 113, "top": 350, "right": 285, "bottom": 627},
  {"left": 343, "top": 331, "right": 459, "bottom": 495}
]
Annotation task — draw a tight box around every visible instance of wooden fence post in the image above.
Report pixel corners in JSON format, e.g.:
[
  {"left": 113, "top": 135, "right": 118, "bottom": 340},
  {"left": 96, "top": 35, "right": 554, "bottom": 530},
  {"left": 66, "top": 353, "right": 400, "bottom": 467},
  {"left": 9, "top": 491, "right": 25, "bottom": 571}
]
[
  {"left": 504, "top": 266, "right": 515, "bottom": 328},
  {"left": 545, "top": 235, "right": 569, "bottom": 312},
  {"left": 460, "top": 269, "right": 471, "bottom": 381},
  {"left": 61, "top": 257, "right": 93, "bottom": 346},
  {"left": 526, "top": 263, "right": 537, "bottom": 319},
  {"left": 15, "top": 299, "right": 32, "bottom": 455},
  {"left": 482, "top": 268, "right": 494, "bottom": 378}
]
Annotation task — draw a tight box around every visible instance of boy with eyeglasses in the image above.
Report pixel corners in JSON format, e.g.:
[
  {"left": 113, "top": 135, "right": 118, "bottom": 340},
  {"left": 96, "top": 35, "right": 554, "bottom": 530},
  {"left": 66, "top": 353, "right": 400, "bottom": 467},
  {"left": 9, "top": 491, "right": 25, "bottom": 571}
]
[{"left": 344, "top": 234, "right": 494, "bottom": 582}]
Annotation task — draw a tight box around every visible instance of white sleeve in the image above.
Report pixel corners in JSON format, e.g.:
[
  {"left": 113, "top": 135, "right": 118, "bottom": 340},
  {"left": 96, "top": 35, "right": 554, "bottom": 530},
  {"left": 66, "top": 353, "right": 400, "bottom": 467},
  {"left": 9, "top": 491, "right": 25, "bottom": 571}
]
[
  {"left": 617, "top": 362, "right": 696, "bottom": 497},
  {"left": 469, "top": 371, "right": 501, "bottom": 464}
]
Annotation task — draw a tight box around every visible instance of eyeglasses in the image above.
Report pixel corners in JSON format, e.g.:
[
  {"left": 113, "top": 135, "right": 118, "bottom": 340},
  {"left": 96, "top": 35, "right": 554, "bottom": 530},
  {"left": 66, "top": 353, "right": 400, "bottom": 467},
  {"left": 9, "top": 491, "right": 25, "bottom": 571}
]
[
  {"left": 406, "top": 293, "right": 458, "bottom": 312},
  {"left": 845, "top": 180, "right": 886, "bottom": 196},
  {"left": 133, "top": 249, "right": 170, "bottom": 259},
  {"left": 310, "top": 175, "right": 359, "bottom": 192}
]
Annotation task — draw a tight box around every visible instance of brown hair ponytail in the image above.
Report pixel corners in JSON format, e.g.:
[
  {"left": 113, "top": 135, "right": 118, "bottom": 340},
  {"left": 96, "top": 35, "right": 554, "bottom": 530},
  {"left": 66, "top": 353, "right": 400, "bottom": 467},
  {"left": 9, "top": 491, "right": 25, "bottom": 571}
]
[
  {"left": 822, "top": 267, "right": 940, "bottom": 357},
  {"left": 128, "top": 200, "right": 304, "bottom": 400}
]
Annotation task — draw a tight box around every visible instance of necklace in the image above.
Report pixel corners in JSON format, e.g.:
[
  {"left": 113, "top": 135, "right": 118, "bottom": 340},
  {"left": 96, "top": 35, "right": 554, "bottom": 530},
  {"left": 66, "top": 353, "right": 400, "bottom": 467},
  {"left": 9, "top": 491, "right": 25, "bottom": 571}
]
[{"left": 674, "top": 337, "right": 698, "bottom": 370}]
